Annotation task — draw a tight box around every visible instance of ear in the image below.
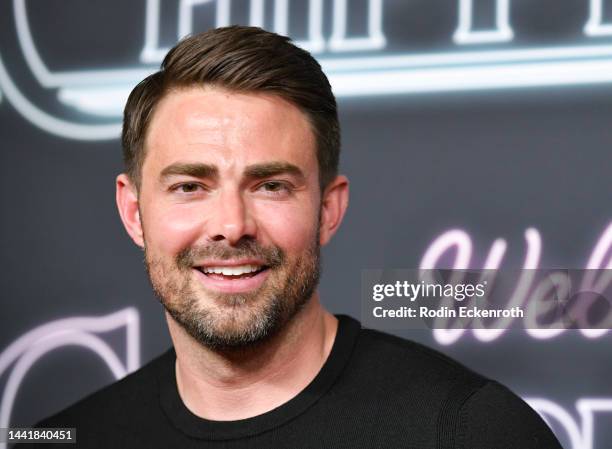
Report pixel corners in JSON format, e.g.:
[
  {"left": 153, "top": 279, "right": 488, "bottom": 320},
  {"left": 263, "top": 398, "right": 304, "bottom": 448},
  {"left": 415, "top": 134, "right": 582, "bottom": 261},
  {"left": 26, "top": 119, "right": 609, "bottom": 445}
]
[
  {"left": 116, "top": 173, "right": 144, "bottom": 248},
  {"left": 319, "top": 175, "right": 349, "bottom": 246}
]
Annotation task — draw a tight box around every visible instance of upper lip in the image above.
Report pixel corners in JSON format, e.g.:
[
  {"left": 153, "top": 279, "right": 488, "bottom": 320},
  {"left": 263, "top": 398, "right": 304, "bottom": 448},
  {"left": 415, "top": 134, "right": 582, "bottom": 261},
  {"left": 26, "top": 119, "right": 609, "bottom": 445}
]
[{"left": 195, "top": 259, "right": 268, "bottom": 268}]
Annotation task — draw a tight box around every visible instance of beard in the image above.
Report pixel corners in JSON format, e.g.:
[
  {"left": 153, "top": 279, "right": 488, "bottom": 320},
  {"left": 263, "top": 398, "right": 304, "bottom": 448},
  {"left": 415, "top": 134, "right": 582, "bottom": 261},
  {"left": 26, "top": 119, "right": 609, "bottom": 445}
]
[{"left": 144, "top": 233, "right": 321, "bottom": 351}]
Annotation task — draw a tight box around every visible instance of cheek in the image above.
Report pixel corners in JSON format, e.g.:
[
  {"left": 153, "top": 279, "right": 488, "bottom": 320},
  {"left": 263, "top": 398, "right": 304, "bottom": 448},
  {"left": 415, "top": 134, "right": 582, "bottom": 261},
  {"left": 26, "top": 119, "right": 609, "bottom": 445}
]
[
  {"left": 251, "top": 200, "right": 320, "bottom": 252},
  {"left": 144, "top": 203, "right": 206, "bottom": 255}
]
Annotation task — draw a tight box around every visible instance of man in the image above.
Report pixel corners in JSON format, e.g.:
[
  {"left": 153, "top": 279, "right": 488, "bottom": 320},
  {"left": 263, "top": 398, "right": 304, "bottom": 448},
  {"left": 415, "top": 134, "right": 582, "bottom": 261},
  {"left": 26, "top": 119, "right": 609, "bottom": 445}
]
[{"left": 29, "top": 26, "right": 562, "bottom": 448}]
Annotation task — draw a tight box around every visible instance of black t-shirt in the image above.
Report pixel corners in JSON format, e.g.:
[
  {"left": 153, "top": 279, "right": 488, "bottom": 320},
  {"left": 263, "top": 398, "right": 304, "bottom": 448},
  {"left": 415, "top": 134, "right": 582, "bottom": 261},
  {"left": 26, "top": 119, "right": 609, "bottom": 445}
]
[{"left": 26, "top": 315, "right": 562, "bottom": 448}]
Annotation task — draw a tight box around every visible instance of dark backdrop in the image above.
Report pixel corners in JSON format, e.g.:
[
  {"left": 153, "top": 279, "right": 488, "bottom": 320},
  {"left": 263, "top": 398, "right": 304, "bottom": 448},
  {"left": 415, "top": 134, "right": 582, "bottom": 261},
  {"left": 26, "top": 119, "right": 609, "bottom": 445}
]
[{"left": 1, "top": 2, "right": 611, "bottom": 448}]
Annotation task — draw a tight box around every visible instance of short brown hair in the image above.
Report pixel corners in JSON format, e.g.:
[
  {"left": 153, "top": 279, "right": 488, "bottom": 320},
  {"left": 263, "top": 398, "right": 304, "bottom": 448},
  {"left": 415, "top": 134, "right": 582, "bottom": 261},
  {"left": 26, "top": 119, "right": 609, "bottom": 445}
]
[{"left": 122, "top": 26, "right": 340, "bottom": 191}]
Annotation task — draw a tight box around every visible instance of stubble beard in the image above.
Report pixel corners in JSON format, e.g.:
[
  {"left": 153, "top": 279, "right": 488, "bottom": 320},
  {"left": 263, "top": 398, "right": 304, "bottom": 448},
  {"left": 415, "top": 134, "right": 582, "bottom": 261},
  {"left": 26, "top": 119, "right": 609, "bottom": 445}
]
[{"left": 144, "top": 233, "right": 321, "bottom": 351}]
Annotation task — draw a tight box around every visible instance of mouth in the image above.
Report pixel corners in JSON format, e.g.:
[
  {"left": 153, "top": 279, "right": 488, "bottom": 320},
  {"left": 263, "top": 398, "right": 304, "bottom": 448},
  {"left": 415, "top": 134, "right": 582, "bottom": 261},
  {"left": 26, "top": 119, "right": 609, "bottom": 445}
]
[
  {"left": 193, "top": 262, "right": 271, "bottom": 294},
  {"left": 196, "top": 264, "right": 268, "bottom": 280}
]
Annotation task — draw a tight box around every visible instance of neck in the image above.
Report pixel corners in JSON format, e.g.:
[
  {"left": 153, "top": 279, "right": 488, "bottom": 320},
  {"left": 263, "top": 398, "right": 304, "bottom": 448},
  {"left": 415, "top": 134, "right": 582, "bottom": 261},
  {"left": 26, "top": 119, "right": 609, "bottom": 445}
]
[{"left": 166, "top": 295, "right": 338, "bottom": 421}]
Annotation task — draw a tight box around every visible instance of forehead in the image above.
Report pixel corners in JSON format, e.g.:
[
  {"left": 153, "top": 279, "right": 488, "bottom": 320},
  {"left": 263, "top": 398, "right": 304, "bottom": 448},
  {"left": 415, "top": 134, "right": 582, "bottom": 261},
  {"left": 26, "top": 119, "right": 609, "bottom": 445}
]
[{"left": 142, "top": 86, "right": 317, "bottom": 175}]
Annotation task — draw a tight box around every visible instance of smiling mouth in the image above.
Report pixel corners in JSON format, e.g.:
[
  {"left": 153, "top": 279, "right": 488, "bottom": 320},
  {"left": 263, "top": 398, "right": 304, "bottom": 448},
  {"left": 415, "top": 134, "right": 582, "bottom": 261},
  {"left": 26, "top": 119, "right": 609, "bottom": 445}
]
[{"left": 196, "top": 264, "right": 269, "bottom": 280}]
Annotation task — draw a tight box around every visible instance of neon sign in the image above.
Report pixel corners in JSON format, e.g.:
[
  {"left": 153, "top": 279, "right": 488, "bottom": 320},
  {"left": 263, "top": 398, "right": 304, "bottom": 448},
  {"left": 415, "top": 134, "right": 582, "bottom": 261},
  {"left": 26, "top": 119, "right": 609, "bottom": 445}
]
[
  {"left": 420, "top": 222, "right": 612, "bottom": 345},
  {"left": 0, "top": 308, "right": 139, "bottom": 449},
  {"left": 2, "top": 0, "right": 612, "bottom": 139},
  {"left": 526, "top": 397, "right": 612, "bottom": 449}
]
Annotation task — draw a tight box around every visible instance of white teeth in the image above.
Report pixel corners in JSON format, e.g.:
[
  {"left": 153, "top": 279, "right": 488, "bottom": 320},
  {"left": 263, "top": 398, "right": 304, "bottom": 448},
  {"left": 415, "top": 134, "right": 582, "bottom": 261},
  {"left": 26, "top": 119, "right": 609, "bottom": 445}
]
[{"left": 202, "top": 265, "right": 261, "bottom": 276}]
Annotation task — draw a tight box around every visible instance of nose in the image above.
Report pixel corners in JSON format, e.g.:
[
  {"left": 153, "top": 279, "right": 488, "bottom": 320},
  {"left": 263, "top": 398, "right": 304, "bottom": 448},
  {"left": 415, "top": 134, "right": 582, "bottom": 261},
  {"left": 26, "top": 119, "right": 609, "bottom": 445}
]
[{"left": 205, "top": 189, "right": 257, "bottom": 245}]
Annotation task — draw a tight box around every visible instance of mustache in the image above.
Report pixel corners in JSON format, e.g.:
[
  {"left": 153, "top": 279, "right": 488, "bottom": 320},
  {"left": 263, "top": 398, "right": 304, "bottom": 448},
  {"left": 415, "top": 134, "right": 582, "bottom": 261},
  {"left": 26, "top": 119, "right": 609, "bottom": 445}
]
[{"left": 176, "top": 239, "right": 285, "bottom": 269}]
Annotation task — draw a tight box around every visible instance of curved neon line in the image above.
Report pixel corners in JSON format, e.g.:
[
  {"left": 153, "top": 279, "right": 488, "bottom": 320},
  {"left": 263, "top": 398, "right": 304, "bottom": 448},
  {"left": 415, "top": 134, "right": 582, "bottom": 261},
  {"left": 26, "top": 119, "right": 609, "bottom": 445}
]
[
  {"left": 579, "top": 222, "right": 612, "bottom": 339},
  {"left": 582, "top": 221, "right": 612, "bottom": 291},
  {"left": 0, "top": 52, "right": 121, "bottom": 140},
  {"left": 0, "top": 332, "right": 127, "bottom": 449},
  {"left": 524, "top": 272, "right": 570, "bottom": 340},
  {"left": 483, "top": 238, "right": 507, "bottom": 269},
  {"left": 14, "top": 0, "right": 52, "bottom": 86},
  {"left": 0, "top": 308, "right": 139, "bottom": 378},
  {"left": 474, "top": 227, "right": 541, "bottom": 342},
  {"left": 420, "top": 229, "right": 472, "bottom": 345},
  {"left": 13, "top": 0, "right": 150, "bottom": 87}
]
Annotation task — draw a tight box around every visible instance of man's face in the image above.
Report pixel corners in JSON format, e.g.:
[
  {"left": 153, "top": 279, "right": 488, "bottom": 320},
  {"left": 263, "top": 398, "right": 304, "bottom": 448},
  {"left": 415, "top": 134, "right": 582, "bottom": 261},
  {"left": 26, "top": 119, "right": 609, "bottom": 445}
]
[{"left": 134, "top": 87, "right": 324, "bottom": 348}]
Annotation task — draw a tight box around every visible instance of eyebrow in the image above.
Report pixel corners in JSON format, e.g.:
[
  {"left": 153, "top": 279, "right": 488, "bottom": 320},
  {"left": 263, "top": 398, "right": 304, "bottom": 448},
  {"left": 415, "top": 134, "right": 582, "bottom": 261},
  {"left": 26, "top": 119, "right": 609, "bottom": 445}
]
[
  {"left": 158, "top": 161, "right": 305, "bottom": 183},
  {"left": 159, "top": 163, "right": 218, "bottom": 181},
  {"left": 244, "top": 162, "right": 305, "bottom": 181}
]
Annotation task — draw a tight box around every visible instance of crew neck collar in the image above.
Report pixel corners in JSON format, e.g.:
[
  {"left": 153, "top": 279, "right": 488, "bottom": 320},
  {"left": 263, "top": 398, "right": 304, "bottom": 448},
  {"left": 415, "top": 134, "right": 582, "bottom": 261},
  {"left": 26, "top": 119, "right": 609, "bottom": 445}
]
[{"left": 157, "top": 314, "right": 361, "bottom": 441}]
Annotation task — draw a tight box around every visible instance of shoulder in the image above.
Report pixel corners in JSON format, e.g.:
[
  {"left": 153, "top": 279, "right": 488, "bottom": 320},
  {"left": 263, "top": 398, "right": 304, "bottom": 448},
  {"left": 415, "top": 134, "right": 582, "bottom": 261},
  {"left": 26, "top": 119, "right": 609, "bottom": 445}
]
[
  {"left": 353, "top": 326, "right": 488, "bottom": 389},
  {"left": 34, "top": 349, "right": 173, "bottom": 434},
  {"left": 457, "top": 380, "right": 562, "bottom": 448},
  {"left": 348, "top": 326, "right": 561, "bottom": 448},
  {"left": 350, "top": 326, "right": 490, "bottom": 411}
]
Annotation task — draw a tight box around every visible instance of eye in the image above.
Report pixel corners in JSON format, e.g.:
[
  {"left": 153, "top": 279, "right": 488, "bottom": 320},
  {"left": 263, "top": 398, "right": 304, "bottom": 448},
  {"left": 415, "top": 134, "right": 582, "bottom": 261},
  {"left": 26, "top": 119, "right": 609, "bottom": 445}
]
[
  {"left": 172, "top": 183, "right": 204, "bottom": 193},
  {"left": 262, "top": 181, "right": 285, "bottom": 191},
  {"left": 257, "top": 181, "right": 293, "bottom": 195}
]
